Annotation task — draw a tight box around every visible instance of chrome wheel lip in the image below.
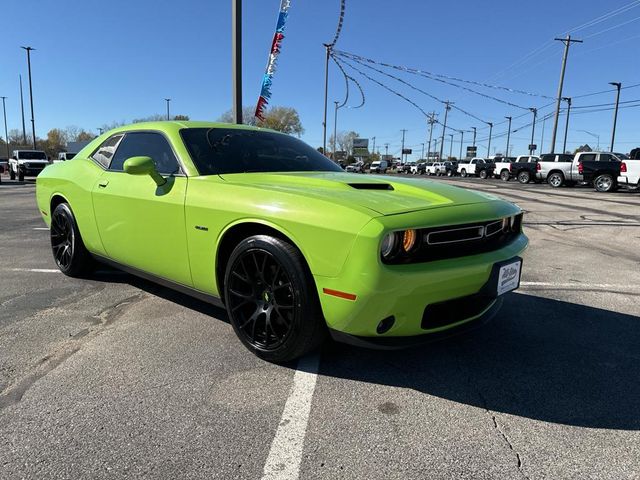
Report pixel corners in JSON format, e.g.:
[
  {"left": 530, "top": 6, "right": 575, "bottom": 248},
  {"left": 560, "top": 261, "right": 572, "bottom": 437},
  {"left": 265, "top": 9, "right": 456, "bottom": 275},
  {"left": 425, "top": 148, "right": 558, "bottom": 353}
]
[
  {"left": 596, "top": 176, "right": 612, "bottom": 191},
  {"left": 227, "top": 248, "right": 296, "bottom": 352}
]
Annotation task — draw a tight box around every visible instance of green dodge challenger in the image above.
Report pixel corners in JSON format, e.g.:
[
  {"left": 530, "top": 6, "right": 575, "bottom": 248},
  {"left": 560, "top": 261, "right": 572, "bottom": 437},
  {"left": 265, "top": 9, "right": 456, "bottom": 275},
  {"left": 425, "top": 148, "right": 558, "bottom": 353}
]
[{"left": 36, "top": 121, "right": 527, "bottom": 361}]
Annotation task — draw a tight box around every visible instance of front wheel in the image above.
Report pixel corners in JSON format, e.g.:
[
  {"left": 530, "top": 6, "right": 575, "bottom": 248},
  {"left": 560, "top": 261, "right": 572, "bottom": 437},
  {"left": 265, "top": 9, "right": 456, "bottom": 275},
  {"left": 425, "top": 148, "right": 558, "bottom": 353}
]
[
  {"left": 479, "top": 170, "right": 488, "bottom": 179},
  {"left": 594, "top": 174, "right": 615, "bottom": 193},
  {"left": 460, "top": 169, "right": 468, "bottom": 178},
  {"left": 518, "top": 171, "right": 531, "bottom": 184},
  {"left": 500, "top": 170, "right": 510, "bottom": 182},
  {"left": 547, "top": 172, "right": 564, "bottom": 188},
  {"left": 9, "top": 167, "right": 15, "bottom": 180},
  {"left": 224, "top": 235, "right": 326, "bottom": 363},
  {"left": 50, "top": 203, "right": 94, "bottom": 277}
]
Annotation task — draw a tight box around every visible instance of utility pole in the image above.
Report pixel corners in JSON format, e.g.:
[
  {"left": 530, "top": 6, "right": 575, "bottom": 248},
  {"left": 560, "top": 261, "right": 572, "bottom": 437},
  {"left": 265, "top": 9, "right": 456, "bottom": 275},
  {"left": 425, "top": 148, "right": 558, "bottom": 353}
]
[
  {"left": 232, "top": 0, "right": 242, "bottom": 124},
  {"left": 505, "top": 116, "right": 512, "bottom": 159},
  {"left": 609, "top": 82, "right": 622, "bottom": 152},
  {"left": 21, "top": 46, "right": 37, "bottom": 149},
  {"left": 427, "top": 112, "right": 437, "bottom": 160},
  {"left": 486, "top": 122, "right": 493, "bottom": 158},
  {"left": 439, "top": 101, "right": 452, "bottom": 161},
  {"left": 164, "top": 98, "right": 171, "bottom": 121},
  {"left": 540, "top": 114, "right": 546, "bottom": 153},
  {"left": 529, "top": 108, "right": 537, "bottom": 154},
  {"left": 562, "top": 97, "right": 572, "bottom": 153},
  {"left": 458, "top": 130, "right": 465, "bottom": 159},
  {"left": 550, "top": 35, "right": 582, "bottom": 154},
  {"left": 400, "top": 129, "right": 407, "bottom": 163},
  {"left": 322, "top": 44, "right": 331, "bottom": 154},
  {"left": 420, "top": 143, "right": 425, "bottom": 159},
  {"left": 371, "top": 136, "right": 376, "bottom": 158},
  {"left": 472, "top": 126, "right": 477, "bottom": 147},
  {"left": 1, "top": 96, "right": 9, "bottom": 167},
  {"left": 448, "top": 133, "right": 454, "bottom": 160},
  {"left": 19, "top": 75, "right": 27, "bottom": 144},
  {"left": 332, "top": 100, "right": 339, "bottom": 156},
  {"left": 384, "top": 143, "right": 389, "bottom": 159}
]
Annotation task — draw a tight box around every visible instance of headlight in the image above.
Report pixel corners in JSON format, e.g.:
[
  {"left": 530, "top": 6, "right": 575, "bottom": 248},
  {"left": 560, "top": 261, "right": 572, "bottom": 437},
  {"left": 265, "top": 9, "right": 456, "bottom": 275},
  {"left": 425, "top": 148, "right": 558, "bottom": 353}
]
[
  {"left": 402, "top": 229, "right": 417, "bottom": 252},
  {"left": 380, "top": 232, "right": 397, "bottom": 258}
]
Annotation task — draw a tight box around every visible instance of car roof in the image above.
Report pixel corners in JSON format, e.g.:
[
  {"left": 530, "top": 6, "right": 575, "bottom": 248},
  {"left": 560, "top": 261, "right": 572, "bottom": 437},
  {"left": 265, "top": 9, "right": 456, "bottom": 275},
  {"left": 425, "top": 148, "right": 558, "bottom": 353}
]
[{"left": 105, "top": 121, "right": 277, "bottom": 136}]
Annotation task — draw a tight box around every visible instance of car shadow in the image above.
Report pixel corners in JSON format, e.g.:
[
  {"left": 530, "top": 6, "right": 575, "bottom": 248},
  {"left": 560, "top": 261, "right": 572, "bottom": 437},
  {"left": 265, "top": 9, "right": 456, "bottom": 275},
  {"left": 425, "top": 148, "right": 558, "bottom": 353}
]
[
  {"left": 319, "top": 293, "right": 640, "bottom": 430},
  {"left": 88, "top": 267, "right": 229, "bottom": 322}
]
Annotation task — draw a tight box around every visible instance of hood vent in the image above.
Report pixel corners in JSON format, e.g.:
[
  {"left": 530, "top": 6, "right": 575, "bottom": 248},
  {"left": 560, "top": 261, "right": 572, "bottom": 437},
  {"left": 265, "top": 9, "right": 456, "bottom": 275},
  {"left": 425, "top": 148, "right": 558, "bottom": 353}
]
[{"left": 347, "top": 183, "right": 394, "bottom": 191}]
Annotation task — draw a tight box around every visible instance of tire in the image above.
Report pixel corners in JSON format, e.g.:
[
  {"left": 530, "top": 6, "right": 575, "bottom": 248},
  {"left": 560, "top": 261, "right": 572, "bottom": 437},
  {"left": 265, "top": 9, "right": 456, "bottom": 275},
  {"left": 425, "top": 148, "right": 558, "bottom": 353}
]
[
  {"left": 460, "top": 169, "right": 468, "bottom": 178},
  {"left": 500, "top": 170, "right": 510, "bottom": 182},
  {"left": 18, "top": 170, "right": 24, "bottom": 182},
  {"left": 479, "top": 169, "right": 488, "bottom": 179},
  {"left": 447, "top": 170, "right": 453, "bottom": 177},
  {"left": 594, "top": 174, "right": 615, "bottom": 193},
  {"left": 547, "top": 172, "right": 564, "bottom": 188},
  {"left": 10, "top": 167, "right": 15, "bottom": 180},
  {"left": 517, "top": 171, "right": 531, "bottom": 184},
  {"left": 50, "top": 203, "right": 94, "bottom": 277},
  {"left": 224, "top": 235, "right": 326, "bottom": 363}
]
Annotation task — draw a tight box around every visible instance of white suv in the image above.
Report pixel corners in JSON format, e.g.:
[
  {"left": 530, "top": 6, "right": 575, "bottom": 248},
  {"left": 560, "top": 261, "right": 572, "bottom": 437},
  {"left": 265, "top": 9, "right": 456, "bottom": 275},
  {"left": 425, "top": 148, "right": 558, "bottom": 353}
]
[{"left": 9, "top": 150, "right": 49, "bottom": 181}]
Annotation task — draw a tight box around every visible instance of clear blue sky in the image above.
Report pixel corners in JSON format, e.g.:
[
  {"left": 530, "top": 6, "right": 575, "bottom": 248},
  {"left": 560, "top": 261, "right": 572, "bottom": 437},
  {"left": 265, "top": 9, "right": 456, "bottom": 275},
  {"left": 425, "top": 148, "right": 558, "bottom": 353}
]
[{"left": 0, "top": 0, "right": 638, "bottom": 158}]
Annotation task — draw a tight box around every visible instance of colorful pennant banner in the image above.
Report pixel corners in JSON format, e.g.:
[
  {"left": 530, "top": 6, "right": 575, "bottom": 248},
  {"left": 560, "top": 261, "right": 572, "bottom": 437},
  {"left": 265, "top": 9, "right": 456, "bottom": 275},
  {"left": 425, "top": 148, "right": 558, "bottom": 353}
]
[{"left": 255, "top": 0, "right": 292, "bottom": 121}]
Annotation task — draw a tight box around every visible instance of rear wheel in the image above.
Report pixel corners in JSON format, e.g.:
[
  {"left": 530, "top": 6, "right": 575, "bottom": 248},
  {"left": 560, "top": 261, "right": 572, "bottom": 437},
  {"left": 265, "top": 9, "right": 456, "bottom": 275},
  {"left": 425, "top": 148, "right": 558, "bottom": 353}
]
[
  {"left": 50, "top": 203, "right": 94, "bottom": 277},
  {"left": 479, "top": 169, "right": 488, "bottom": 179},
  {"left": 224, "top": 235, "right": 326, "bottom": 363},
  {"left": 18, "top": 170, "right": 24, "bottom": 181},
  {"left": 500, "top": 170, "right": 510, "bottom": 182},
  {"left": 547, "top": 172, "right": 564, "bottom": 188},
  {"left": 594, "top": 174, "right": 615, "bottom": 192},
  {"left": 9, "top": 167, "right": 15, "bottom": 180},
  {"left": 460, "top": 169, "right": 468, "bottom": 178},
  {"left": 517, "top": 171, "right": 531, "bottom": 184}
]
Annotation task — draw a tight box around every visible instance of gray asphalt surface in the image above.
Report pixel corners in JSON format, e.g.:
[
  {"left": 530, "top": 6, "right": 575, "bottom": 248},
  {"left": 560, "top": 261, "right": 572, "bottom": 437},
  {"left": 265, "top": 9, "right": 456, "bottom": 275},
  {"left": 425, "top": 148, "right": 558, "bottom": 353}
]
[{"left": 1, "top": 174, "right": 639, "bottom": 479}]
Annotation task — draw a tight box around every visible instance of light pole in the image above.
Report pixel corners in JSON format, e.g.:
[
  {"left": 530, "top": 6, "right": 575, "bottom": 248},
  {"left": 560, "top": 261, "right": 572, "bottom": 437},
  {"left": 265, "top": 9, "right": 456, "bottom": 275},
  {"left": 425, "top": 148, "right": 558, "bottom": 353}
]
[
  {"left": 97, "top": 127, "right": 104, "bottom": 135},
  {"left": 164, "top": 98, "right": 171, "bottom": 121},
  {"left": 579, "top": 130, "right": 600, "bottom": 150},
  {"left": 439, "top": 101, "right": 452, "bottom": 161},
  {"left": 232, "top": 0, "right": 242, "bottom": 124},
  {"left": 505, "top": 116, "right": 512, "bottom": 158},
  {"left": 21, "top": 46, "right": 37, "bottom": 149},
  {"left": 562, "top": 97, "right": 572, "bottom": 154},
  {"left": 529, "top": 107, "right": 537, "bottom": 154},
  {"left": 19, "top": 75, "right": 27, "bottom": 144},
  {"left": 486, "top": 122, "right": 493, "bottom": 157},
  {"left": 448, "top": 133, "right": 454, "bottom": 160},
  {"left": 472, "top": 126, "right": 477, "bottom": 147},
  {"left": 332, "top": 100, "right": 339, "bottom": 156},
  {"left": 459, "top": 130, "right": 464, "bottom": 159},
  {"left": 609, "top": 82, "right": 622, "bottom": 152},
  {"left": 420, "top": 143, "right": 425, "bottom": 160},
  {"left": 1, "top": 96, "right": 9, "bottom": 165},
  {"left": 427, "top": 112, "right": 436, "bottom": 160},
  {"left": 384, "top": 143, "right": 389, "bottom": 159},
  {"left": 400, "top": 129, "right": 407, "bottom": 163},
  {"left": 322, "top": 44, "right": 331, "bottom": 154}
]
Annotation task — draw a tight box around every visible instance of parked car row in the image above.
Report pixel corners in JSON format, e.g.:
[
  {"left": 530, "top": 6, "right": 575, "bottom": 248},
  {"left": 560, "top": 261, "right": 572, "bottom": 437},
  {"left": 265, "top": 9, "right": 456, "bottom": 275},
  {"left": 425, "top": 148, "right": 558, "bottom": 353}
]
[{"left": 360, "top": 151, "right": 640, "bottom": 193}]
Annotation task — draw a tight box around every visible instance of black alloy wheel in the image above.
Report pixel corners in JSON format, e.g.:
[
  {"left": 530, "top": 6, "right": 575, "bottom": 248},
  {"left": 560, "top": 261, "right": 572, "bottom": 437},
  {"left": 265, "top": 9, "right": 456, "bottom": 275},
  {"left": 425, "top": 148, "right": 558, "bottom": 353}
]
[
  {"left": 518, "top": 171, "right": 531, "bottom": 184},
  {"left": 50, "top": 203, "right": 93, "bottom": 277},
  {"left": 224, "top": 235, "right": 326, "bottom": 362},
  {"left": 479, "top": 169, "right": 488, "bottom": 179},
  {"left": 500, "top": 170, "right": 510, "bottom": 182}
]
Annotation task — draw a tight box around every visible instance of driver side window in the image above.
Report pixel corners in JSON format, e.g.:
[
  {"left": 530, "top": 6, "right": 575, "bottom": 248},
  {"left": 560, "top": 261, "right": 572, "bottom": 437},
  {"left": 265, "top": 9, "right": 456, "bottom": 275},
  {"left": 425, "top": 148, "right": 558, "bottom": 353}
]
[{"left": 109, "top": 132, "right": 180, "bottom": 174}]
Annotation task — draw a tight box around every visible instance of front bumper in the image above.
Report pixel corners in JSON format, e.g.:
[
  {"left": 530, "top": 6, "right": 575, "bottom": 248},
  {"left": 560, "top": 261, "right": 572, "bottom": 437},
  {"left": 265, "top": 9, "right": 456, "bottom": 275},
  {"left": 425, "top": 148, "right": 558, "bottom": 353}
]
[{"left": 314, "top": 202, "right": 528, "bottom": 339}]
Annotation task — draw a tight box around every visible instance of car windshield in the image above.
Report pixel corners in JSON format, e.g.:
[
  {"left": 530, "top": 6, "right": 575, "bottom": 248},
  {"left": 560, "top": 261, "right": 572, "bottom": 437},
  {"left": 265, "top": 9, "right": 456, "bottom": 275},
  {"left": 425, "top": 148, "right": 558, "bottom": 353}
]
[
  {"left": 18, "top": 151, "right": 47, "bottom": 160},
  {"left": 614, "top": 153, "right": 629, "bottom": 160},
  {"left": 180, "top": 128, "right": 342, "bottom": 175}
]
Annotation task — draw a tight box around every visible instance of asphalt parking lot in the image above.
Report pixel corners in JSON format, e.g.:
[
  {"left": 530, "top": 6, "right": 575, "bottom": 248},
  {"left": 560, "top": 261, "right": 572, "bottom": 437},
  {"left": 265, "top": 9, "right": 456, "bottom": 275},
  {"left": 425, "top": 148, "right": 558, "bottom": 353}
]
[{"left": 1, "top": 175, "right": 639, "bottom": 479}]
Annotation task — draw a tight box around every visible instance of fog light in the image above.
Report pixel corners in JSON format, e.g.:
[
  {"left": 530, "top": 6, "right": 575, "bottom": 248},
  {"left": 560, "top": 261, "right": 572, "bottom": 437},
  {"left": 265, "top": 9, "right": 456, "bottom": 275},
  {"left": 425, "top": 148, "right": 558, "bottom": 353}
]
[{"left": 376, "top": 316, "right": 395, "bottom": 334}]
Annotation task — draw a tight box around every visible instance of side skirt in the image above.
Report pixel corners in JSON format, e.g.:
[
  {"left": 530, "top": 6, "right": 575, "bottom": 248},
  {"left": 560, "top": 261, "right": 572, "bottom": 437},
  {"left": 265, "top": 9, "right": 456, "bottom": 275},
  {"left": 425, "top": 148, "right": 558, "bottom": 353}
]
[{"left": 92, "top": 254, "right": 225, "bottom": 309}]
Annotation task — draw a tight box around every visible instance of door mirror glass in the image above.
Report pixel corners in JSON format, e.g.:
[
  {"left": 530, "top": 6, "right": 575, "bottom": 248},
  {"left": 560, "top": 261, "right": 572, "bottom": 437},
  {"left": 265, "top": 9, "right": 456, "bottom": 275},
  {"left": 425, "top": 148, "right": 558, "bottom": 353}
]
[{"left": 123, "top": 156, "right": 166, "bottom": 186}]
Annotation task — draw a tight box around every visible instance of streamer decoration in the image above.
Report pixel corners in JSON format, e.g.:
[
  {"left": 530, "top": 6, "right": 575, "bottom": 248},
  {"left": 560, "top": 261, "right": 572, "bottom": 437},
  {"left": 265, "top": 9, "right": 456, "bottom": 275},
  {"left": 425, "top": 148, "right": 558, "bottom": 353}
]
[{"left": 255, "top": 0, "right": 292, "bottom": 121}]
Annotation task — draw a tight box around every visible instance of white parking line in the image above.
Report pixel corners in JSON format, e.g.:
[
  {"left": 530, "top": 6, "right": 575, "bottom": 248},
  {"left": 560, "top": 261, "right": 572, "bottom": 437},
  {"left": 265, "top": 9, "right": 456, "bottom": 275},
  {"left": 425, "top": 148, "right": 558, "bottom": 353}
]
[
  {"left": 9, "top": 268, "right": 60, "bottom": 273},
  {"left": 520, "top": 281, "right": 636, "bottom": 290},
  {"left": 33, "top": 227, "right": 49, "bottom": 230},
  {"left": 262, "top": 353, "right": 320, "bottom": 480}
]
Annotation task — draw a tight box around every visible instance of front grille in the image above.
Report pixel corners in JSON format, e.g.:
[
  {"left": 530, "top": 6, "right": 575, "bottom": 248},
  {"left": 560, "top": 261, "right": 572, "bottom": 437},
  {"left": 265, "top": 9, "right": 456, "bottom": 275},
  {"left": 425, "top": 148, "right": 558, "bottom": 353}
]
[
  {"left": 384, "top": 214, "right": 523, "bottom": 264},
  {"left": 421, "top": 293, "right": 494, "bottom": 329}
]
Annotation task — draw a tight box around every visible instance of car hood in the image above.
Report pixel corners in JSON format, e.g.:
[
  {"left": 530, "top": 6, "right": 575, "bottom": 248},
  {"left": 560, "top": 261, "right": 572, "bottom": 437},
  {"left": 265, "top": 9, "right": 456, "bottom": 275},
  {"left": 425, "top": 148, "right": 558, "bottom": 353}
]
[{"left": 218, "top": 172, "right": 499, "bottom": 216}]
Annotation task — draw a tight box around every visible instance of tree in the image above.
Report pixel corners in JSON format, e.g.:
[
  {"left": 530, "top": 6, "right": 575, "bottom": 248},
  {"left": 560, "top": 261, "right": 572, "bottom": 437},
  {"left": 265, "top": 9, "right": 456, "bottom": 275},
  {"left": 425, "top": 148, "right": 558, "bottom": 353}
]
[
  {"left": 44, "top": 129, "right": 67, "bottom": 157},
  {"left": 132, "top": 114, "right": 165, "bottom": 123},
  {"left": 217, "top": 105, "right": 304, "bottom": 135},
  {"left": 329, "top": 131, "right": 359, "bottom": 156},
  {"left": 173, "top": 114, "right": 190, "bottom": 121},
  {"left": 77, "top": 131, "right": 96, "bottom": 142},
  {"left": 259, "top": 106, "right": 304, "bottom": 136}
]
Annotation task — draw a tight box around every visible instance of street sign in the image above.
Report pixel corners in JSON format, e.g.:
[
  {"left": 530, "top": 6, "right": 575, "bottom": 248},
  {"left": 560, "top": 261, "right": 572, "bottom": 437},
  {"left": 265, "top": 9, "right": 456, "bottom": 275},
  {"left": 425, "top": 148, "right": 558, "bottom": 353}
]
[
  {"left": 466, "top": 146, "right": 477, "bottom": 157},
  {"left": 352, "top": 138, "right": 369, "bottom": 156},
  {"left": 528, "top": 144, "right": 537, "bottom": 151},
  {"left": 402, "top": 148, "right": 412, "bottom": 155}
]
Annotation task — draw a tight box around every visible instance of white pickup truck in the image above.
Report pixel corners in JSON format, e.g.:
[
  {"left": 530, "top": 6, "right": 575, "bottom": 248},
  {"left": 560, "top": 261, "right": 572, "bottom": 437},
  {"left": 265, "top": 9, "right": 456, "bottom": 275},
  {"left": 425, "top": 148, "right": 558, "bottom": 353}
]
[
  {"left": 618, "top": 159, "right": 640, "bottom": 189},
  {"left": 537, "top": 151, "right": 628, "bottom": 190},
  {"left": 457, "top": 157, "right": 494, "bottom": 179},
  {"left": 9, "top": 149, "right": 49, "bottom": 181}
]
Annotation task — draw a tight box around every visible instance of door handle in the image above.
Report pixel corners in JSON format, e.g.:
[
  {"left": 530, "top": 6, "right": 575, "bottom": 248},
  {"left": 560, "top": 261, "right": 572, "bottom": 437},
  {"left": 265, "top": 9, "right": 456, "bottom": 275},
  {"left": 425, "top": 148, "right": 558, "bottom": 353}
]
[{"left": 98, "top": 180, "right": 109, "bottom": 188}]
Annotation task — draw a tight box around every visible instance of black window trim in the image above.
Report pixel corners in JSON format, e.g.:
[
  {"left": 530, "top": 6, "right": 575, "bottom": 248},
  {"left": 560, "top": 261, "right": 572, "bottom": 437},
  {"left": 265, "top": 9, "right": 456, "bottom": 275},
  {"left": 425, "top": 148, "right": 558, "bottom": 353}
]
[{"left": 89, "top": 129, "right": 186, "bottom": 176}]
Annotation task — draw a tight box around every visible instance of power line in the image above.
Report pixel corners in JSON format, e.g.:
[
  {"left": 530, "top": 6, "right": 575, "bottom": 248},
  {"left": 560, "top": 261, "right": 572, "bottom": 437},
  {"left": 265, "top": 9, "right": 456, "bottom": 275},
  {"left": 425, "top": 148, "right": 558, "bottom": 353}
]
[
  {"left": 563, "top": 0, "right": 640, "bottom": 35},
  {"left": 582, "top": 13, "right": 640, "bottom": 39}
]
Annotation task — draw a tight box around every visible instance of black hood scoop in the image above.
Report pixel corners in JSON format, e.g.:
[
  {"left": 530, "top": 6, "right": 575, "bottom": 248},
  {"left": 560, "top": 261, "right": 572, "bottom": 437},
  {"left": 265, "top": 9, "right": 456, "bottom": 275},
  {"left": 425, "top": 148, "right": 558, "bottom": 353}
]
[{"left": 347, "top": 183, "right": 394, "bottom": 191}]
